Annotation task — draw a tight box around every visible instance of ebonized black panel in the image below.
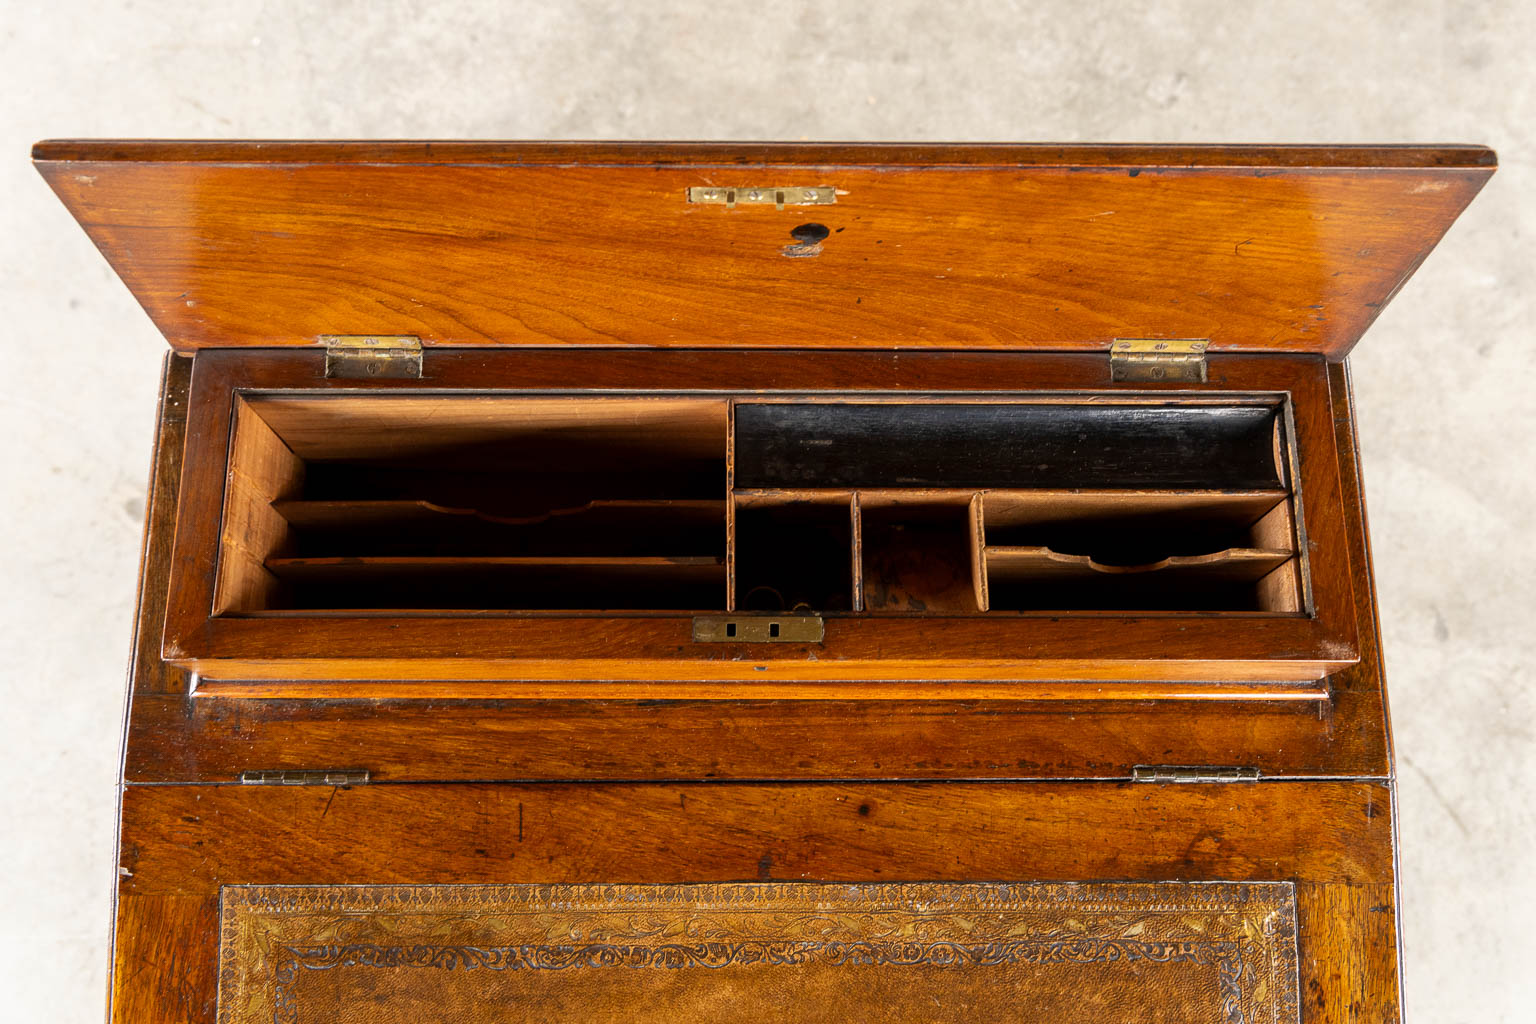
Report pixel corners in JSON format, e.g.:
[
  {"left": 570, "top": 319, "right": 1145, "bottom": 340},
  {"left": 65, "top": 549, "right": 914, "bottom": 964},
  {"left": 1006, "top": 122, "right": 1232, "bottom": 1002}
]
[{"left": 734, "top": 403, "right": 1283, "bottom": 490}]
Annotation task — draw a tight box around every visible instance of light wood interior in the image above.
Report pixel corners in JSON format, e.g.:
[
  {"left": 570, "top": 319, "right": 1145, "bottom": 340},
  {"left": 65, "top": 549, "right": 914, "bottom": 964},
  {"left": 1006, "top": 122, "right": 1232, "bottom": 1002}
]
[
  {"left": 978, "top": 489, "right": 1303, "bottom": 613},
  {"left": 214, "top": 401, "right": 303, "bottom": 614},
  {"left": 214, "top": 394, "right": 1308, "bottom": 617}
]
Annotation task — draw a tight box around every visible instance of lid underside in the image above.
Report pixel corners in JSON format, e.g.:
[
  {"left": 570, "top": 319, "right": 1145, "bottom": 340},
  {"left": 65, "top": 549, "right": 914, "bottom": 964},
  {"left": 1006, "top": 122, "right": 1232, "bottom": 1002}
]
[{"left": 34, "top": 142, "right": 1494, "bottom": 358}]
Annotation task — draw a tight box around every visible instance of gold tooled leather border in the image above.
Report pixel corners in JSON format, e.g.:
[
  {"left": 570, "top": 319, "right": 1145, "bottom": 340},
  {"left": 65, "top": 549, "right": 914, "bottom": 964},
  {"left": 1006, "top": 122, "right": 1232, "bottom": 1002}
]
[{"left": 218, "top": 881, "right": 1299, "bottom": 1024}]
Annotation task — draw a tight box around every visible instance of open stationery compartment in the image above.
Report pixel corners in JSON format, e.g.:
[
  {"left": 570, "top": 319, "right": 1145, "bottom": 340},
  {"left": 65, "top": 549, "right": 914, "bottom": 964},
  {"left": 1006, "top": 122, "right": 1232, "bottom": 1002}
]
[
  {"left": 152, "top": 345, "right": 1362, "bottom": 697},
  {"left": 217, "top": 394, "right": 732, "bottom": 614},
  {"left": 220, "top": 392, "right": 1303, "bottom": 619},
  {"left": 734, "top": 399, "right": 1303, "bottom": 616}
]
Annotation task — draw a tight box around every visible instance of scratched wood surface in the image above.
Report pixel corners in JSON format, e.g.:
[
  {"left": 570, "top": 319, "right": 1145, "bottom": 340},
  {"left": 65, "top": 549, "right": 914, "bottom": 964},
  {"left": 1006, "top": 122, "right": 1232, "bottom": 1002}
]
[{"left": 34, "top": 143, "right": 1492, "bottom": 358}]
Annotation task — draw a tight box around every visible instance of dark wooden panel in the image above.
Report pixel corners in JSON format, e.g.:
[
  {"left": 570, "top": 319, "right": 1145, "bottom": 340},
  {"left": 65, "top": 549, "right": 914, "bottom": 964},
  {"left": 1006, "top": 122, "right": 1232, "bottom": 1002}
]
[
  {"left": 126, "top": 353, "right": 193, "bottom": 696},
  {"left": 117, "top": 781, "right": 1392, "bottom": 894},
  {"left": 36, "top": 144, "right": 1492, "bottom": 358},
  {"left": 735, "top": 401, "right": 1283, "bottom": 490}
]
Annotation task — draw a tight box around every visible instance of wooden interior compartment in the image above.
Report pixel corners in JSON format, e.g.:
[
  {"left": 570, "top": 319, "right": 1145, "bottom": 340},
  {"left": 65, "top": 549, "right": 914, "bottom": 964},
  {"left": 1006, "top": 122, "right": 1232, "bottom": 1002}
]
[
  {"left": 856, "top": 493, "right": 981, "bottom": 613},
  {"left": 734, "top": 398, "right": 1301, "bottom": 616},
  {"left": 163, "top": 349, "right": 1361, "bottom": 688},
  {"left": 215, "top": 394, "right": 729, "bottom": 613},
  {"left": 981, "top": 490, "right": 1304, "bottom": 613},
  {"left": 220, "top": 391, "right": 1306, "bottom": 619},
  {"left": 732, "top": 492, "right": 856, "bottom": 612}
]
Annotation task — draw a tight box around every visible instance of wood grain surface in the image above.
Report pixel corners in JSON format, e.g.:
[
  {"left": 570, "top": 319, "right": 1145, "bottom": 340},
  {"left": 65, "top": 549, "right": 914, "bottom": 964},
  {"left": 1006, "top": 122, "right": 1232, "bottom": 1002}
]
[{"left": 35, "top": 143, "right": 1492, "bottom": 358}]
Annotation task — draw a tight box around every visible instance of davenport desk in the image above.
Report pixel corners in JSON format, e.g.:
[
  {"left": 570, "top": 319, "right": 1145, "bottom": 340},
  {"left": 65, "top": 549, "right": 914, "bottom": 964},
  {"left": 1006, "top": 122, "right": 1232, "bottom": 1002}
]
[{"left": 35, "top": 141, "right": 1495, "bottom": 1023}]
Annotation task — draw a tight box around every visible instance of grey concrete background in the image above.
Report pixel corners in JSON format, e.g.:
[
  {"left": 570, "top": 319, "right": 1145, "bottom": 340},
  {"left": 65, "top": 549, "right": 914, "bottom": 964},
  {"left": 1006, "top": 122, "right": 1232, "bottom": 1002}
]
[{"left": 1, "top": 1, "right": 1531, "bottom": 1020}]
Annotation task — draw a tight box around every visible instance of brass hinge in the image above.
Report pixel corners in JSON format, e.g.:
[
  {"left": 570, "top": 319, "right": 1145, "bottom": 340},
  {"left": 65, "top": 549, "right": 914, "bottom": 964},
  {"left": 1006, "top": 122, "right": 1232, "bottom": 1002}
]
[
  {"left": 239, "top": 769, "right": 370, "bottom": 786},
  {"left": 1110, "top": 339, "right": 1209, "bottom": 383},
  {"left": 1132, "top": 765, "right": 1260, "bottom": 783},
  {"left": 693, "top": 614, "right": 825, "bottom": 643},
  {"left": 687, "top": 186, "right": 836, "bottom": 209},
  {"left": 322, "top": 335, "right": 423, "bottom": 380}
]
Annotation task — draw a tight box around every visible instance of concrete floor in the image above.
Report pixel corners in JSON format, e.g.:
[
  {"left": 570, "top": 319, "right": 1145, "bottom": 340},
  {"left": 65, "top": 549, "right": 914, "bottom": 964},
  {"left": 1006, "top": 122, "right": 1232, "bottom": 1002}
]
[{"left": 1, "top": 1, "right": 1531, "bottom": 1020}]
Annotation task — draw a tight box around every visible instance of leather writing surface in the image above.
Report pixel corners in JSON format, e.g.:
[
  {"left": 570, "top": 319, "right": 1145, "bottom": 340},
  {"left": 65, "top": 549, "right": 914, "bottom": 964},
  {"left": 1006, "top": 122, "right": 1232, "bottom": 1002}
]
[{"left": 218, "top": 881, "right": 1299, "bottom": 1024}]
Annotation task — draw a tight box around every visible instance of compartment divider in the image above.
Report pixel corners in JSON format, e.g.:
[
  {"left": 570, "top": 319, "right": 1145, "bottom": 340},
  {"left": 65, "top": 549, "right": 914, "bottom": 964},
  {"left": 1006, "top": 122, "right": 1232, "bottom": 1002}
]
[
  {"left": 725, "top": 399, "right": 736, "bottom": 612},
  {"left": 271, "top": 497, "right": 726, "bottom": 530},
  {"left": 985, "top": 546, "right": 1292, "bottom": 583},
  {"left": 979, "top": 487, "right": 1300, "bottom": 613},
  {"left": 1256, "top": 559, "right": 1303, "bottom": 614},
  {"left": 969, "top": 492, "right": 989, "bottom": 612},
  {"left": 850, "top": 492, "right": 864, "bottom": 611}
]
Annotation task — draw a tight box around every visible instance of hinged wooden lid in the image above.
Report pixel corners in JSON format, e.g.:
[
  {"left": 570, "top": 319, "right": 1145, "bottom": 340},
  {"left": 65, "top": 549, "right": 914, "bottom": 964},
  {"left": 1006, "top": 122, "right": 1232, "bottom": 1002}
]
[{"left": 34, "top": 141, "right": 1493, "bottom": 358}]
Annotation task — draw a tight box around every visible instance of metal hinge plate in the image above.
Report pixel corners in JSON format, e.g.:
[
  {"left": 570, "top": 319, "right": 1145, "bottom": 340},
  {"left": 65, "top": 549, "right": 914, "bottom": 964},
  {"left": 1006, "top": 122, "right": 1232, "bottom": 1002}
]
[
  {"left": 322, "top": 335, "right": 423, "bottom": 380},
  {"left": 1110, "top": 339, "right": 1209, "bottom": 383},
  {"left": 1132, "top": 765, "right": 1260, "bottom": 783},
  {"left": 240, "top": 769, "right": 370, "bottom": 786},
  {"left": 687, "top": 186, "right": 836, "bottom": 209},
  {"left": 693, "top": 614, "right": 825, "bottom": 643}
]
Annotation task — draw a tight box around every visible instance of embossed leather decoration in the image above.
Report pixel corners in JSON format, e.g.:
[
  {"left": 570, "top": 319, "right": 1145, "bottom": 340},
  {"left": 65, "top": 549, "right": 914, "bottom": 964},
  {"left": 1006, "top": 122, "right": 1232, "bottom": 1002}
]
[{"left": 217, "top": 882, "right": 1299, "bottom": 1024}]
